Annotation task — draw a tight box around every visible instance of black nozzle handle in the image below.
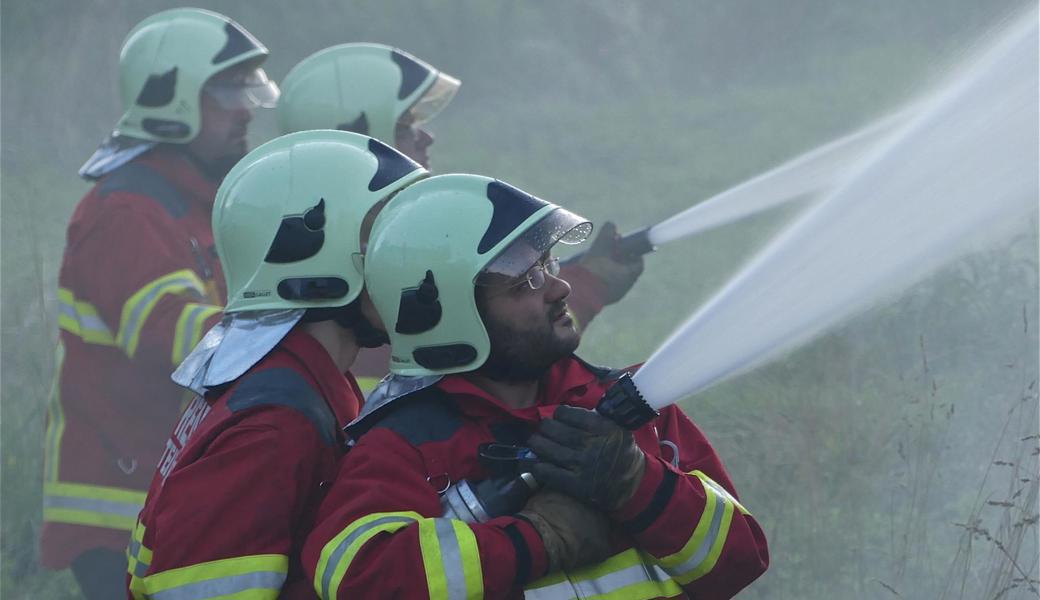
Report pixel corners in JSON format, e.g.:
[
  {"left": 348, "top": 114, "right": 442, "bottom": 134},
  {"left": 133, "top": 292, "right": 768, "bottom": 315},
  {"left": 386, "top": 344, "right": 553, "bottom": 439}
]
[
  {"left": 596, "top": 373, "right": 659, "bottom": 430},
  {"left": 613, "top": 227, "right": 656, "bottom": 260},
  {"left": 561, "top": 226, "right": 657, "bottom": 266}
]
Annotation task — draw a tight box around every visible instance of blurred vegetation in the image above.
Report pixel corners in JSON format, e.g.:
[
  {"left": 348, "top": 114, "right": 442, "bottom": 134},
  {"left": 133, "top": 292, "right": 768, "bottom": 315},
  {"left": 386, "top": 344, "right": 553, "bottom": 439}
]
[{"left": 2, "top": 1, "right": 1037, "bottom": 598}]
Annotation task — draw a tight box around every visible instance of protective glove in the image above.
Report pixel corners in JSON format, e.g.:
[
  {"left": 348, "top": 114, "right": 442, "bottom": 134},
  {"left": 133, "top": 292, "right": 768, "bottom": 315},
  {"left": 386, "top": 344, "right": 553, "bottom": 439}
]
[
  {"left": 517, "top": 489, "right": 612, "bottom": 572},
  {"left": 527, "top": 405, "right": 647, "bottom": 512},
  {"left": 574, "top": 221, "right": 644, "bottom": 304}
]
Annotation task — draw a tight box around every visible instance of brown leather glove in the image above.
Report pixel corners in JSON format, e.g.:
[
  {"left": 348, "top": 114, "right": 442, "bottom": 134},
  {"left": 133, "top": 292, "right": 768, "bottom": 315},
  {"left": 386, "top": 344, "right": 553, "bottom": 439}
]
[
  {"left": 574, "top": 221, "right": 644, "bottom": 304},
  {"left": 528, "top": 405, "right": 647, "bottom": 511},
  {"left": 518, "top": 489, "right": 613, "bottom": 572}
]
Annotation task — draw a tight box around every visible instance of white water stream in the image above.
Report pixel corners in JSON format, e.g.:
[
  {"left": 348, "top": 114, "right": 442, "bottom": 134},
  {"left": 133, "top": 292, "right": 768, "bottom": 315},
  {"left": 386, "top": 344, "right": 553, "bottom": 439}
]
[
  {"left": 633, "top": 9, "right": 1039, "bottom": 408},
  {"left": 648, "top": 108, "right": 910, "bottom": 246}
]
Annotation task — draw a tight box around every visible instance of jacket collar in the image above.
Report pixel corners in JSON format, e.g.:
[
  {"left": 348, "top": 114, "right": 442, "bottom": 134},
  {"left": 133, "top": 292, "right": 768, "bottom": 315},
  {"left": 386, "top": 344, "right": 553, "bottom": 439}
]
[
  {"left": 136, "top": 145, "right": 221, "bottom": 206},
  {"left": 277, "top": 328, "right": 364, "bottom": 427},
  {"left": 436, "top": 355, "right": 604, "bottom": 422}
]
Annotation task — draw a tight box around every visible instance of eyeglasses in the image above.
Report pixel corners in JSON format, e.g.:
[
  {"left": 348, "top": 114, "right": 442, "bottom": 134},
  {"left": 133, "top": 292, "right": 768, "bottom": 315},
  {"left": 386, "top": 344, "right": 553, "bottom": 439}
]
[
  {"left": 203, "top": 68, "right": 280, "bottom": 110},
  {"left": 510, "top": 256, "right": 561, "bottom": 291}
]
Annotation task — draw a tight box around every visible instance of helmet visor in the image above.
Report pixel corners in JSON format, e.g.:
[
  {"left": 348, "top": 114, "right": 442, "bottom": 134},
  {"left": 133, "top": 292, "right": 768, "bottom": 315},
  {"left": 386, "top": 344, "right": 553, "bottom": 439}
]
[
  {"left": 204, "top": 68, "right": 281, "bottom": 110},
  {"left": 480, "top": 207, "right": 592, "bottom": 280},
  {"left": 402, "top": 72, "right": 460, "bottom": 126}
]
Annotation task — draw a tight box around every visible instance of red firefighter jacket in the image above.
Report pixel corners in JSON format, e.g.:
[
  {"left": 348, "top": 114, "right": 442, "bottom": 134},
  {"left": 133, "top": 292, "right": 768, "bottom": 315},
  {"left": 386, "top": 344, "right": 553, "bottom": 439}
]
[
  {"left": 42, "top": 147, "right": 226, "bottom": 568},
  {"left": 126, "top": 328, "right": 363, "bottom": 600},
  {"left": 303, "top": 356, "right": 769, "bottom": 599},
  {"left": 350, "top": 264, "right": 608, "bottom": 394}
]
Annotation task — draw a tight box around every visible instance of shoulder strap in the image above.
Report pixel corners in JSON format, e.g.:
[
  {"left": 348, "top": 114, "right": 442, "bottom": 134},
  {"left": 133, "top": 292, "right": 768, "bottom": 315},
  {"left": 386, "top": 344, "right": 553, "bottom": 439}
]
[
  {"left": 347, "top": 385, "right": 463, "bottom": 447},
  {"left": 226, "top": 367, "right": 338, "bottom": 446},
  {"left": 97, "top": 161, "right": 188, "bottom": 218}
]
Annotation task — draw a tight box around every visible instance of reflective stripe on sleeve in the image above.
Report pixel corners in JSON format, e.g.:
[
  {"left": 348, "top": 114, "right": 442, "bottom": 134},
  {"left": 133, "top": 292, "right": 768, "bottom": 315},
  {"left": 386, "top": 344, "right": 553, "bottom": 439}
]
[
  {"left": 140, "top": 554, "right": 288, "bottom": 600},
  {"left": 42, "top": 481, "right": 146, "bottom": 531},
  {"left": 655, "top": 471, "right": 738, "bottom": 584},
  {"left": 171, "top": 303, "right": 222, "bottom": 365},
  {"left": 315, "top": 512, "right": 484, "bottom": 600},
  {"left": 418, "top": 518, "right": 484, "bottom": 600},
  {"left": 126, "top": 519, "right": 153, "bottom": 596},
  {"left": 525, "top": 548, "right": 682, "bottom": 600},
  {"left": 117, "top": 269, "right": 205, "bottom": 358},
  {"left": 316, "top": 511, "right": 422, "bottom": 599},
  {"left": 58, "top": 287, "right": 117, "bottom": 346},
  {"left": 43, "top": 342, "right": 66, "bottom": 482}
]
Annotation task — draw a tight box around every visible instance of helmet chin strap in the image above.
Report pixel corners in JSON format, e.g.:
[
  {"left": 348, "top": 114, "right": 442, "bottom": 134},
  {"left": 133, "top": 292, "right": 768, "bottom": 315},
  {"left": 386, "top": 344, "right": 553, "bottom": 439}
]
[{"left": 303, "top": 300, "right": 389, "bottom": 349}]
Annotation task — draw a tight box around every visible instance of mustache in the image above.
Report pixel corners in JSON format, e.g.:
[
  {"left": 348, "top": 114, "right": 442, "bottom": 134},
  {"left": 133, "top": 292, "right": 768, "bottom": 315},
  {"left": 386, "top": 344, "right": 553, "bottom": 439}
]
[{"left": 549, "top": 301, "right": 569, "bottom": 321}]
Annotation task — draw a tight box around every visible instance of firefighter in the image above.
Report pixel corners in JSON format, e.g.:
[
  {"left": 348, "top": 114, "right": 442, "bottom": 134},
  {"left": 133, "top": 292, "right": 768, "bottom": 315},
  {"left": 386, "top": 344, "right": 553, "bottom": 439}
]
[
  {"left": 125, "top": 130, "right": 427, "bottom": 599},
  {"left": 277, "top": 43, "right": 644, "bottom": 393},
  {"left": 302, "top": 174, "right": 769, "bottom": 599},
  {"left": 41, "top": 9, "right": 277, "bottom": 598}
]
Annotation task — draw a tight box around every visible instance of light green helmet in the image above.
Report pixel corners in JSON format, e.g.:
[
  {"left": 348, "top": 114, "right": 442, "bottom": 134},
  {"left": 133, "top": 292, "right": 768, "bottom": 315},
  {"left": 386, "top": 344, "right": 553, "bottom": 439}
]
[
  {"left": 214, "top": 130, "right": 428, "bottom": 313},
  {"left": 365, "top": 174, "right": 591, "bottom": 376},
  {"left": 277, "top": 43, "right": 459, "bottom": 143},
  {"left": 114, "top": 8, "right": 276, "bottom": 143}
]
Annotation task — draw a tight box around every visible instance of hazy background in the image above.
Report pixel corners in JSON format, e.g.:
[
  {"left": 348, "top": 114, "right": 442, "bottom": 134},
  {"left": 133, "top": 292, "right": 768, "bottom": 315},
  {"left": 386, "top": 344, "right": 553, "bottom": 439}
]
[{"left": 2, "top": 1, "right": 1037, "bottom": 598}]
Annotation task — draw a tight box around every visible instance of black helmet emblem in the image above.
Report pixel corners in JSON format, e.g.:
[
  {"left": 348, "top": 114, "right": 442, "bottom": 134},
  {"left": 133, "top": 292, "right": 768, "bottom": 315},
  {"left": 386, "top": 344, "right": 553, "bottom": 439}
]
[
  {"left": 265, "top": 198, "right": 326, "bottom": 263},
  {"left": 337, "top": 112, "right": 370, "bottom": 135},
  {"left": 136, "top": 67, "right": 178, "bottom": 107}
]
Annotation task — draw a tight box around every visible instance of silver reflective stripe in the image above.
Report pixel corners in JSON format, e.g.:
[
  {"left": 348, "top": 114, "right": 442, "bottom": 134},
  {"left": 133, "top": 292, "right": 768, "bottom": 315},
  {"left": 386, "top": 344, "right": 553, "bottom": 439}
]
[
  {"left": 44, "top": 494, "right": 142, "bottom": 518},
  {"left": 667, "top": 488, "right": 727, "bottom": 577},
  {"left": 127, "top": 537, "right": 149, "bottom": 577},
  {"left": 81, "top": 312, "right": 113, "bottom": 334},
  {"left": 60, "top": 302, "right": 113, "bottom": 337},
  {"left": 150, "top": 571, "right": 285, "bottom": 600},
  {"left": 573, "top": 562, "right": 671, "bottom": 597},
  {"left": 321, "top": 515, "right": 417, "bottom": 600},
  {"left": 178, "top": 305, "right": 210, "bottom": 350},
  {"left": 433, "top": 519, "right": 469, "bottom": 600},
  {"left": 525, "top": 552, "right": 677, "bottom": 600},
  {"left": 134, "top": 558, "right": 150, "bottom": 578},
  {"left": 524, "top": 580, "right": 576, "bottom": 600},
  {"left": 59, "top": 301, "right": 78, "bottom": 321},
  {"left": 121, "top": 277, "right": 200, "bottom": 351}
]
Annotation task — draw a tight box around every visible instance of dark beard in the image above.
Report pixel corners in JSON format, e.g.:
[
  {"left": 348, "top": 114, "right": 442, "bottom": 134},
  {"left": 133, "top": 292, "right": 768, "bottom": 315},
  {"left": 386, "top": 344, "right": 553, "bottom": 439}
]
[
  {"left": 179, "top": 146, "right": 244, "bottom": 182},
  {"left": 198, "top": 154, "right": 244, "bottom": 182},
  {"left": 477, "top": 302, "right": 580, "bottom": 383}
]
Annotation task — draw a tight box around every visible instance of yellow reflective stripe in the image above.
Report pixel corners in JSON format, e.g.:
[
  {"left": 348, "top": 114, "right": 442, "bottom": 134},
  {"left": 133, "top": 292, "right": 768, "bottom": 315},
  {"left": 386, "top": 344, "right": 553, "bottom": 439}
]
[
  {"left": 117, "top": 269, "right": 205, "bottom": 358},
  {"left": 316, "top": 512, "right": 483, "bottom": 600},
  {"left": 418, "top": 519, "right": 447, "bottom": 597},
  {"left": 656, "top": 473, "right": 736, "bottom": 584},
  {"left": 525, "top": 548, "right": 682, "bottom": 600},
  {"left": 44, "top": 342, "right": 66, "bottom": 482},
  {"left": 418, "top": 518, "right": 485, "bottom": 600},
  {"left": 172, "top": 303, "right": 222, "bottom": 365},
  {"left": 316, "top": 511, "right": 422, "bottom": 599},
  {"left": 453, "top": 520, "right": 485, "bottom": 599},
  {"left": 141, "top": 554, "right": 287, "bottom": 600},
  {"left": 691, "top": 470, "right": 750, "bottom": 516},
  {"left": 355, "top": 376, "right": 381, "bottom": 397},
  {"left": 58, "top": 287, "right": 117, "bottom": 346},
  {"left": 127, "top": 519, "right": 153, "bottom": 586},
  {"left": 43, "top": 481, "right": 145, "bottom": 531}
]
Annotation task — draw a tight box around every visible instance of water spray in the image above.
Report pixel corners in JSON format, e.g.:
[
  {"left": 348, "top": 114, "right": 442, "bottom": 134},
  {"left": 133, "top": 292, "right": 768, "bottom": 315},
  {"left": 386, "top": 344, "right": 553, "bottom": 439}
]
[
  {"left": 443, "top": 8, "right": 1038, "bottom": 524},
  {"left": 573, "top": 107, "right": 911, "bottom": 263}
]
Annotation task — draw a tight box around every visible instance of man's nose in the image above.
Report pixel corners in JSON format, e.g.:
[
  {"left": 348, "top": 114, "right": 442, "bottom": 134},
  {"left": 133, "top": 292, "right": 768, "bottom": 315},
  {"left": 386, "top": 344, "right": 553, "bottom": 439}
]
[{"left": 543, "top": 270, "right": 571, "bottom": 303}]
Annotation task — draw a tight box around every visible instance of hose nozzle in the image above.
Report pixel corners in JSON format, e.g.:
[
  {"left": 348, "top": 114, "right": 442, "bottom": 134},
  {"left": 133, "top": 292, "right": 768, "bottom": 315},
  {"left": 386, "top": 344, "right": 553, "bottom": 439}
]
[{"left": 596, "top": 373, "right": 658, "bottom": 430}]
